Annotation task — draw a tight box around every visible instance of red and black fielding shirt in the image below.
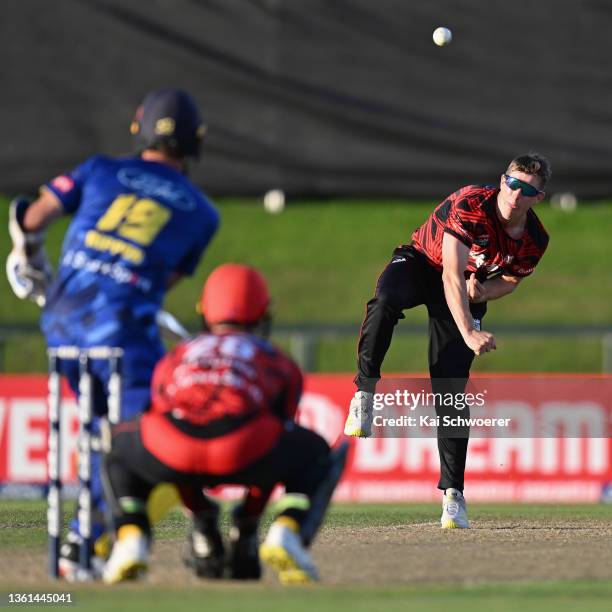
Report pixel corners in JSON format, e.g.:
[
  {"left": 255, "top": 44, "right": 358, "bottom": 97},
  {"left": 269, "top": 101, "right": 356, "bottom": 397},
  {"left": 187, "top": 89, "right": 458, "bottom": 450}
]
[
  {"left": 411, "top": 185, "right": 549, "bottom": 281},
  {"left": 140, "top": 331, "right": 303, "bottom": 474}
]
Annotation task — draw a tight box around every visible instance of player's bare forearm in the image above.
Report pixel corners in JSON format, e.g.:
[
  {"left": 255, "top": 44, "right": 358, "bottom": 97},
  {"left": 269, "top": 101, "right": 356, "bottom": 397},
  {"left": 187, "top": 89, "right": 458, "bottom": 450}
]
[
  {"left": 442, "top": 270, "right": 474, "bottom": 337},
  {"left": 480, "top": 275, "right": 521, "bottom": 301},
  {"left": 23, "top": 189, "right": 63, "bottom": 232},
  {"left": 468, "top": 274, "right": 521, "bottom": 303},
  {"left": 442, "top": 233, "right": 496, "bottom": 355},
  {"left": 441, "top": 235, "right": 475, "bottom": 337}
]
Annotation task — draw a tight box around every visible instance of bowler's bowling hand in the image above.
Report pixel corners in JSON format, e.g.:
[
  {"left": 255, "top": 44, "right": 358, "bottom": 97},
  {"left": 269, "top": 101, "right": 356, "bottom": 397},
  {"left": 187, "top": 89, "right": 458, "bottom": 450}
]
[{"left": 464, "top": 329, "right": 496, "bottom": 355}]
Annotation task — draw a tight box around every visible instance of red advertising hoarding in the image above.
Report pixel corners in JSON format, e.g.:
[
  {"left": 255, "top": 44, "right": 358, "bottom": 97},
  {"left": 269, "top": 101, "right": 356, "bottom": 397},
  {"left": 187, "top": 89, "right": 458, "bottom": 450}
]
[{"left": 0, "top": 374, "right": 610, "bottom": 502}]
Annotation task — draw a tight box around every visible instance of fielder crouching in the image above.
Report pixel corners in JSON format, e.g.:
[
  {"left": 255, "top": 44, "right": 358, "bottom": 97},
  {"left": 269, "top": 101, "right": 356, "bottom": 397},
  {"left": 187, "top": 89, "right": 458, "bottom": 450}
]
[{"left": 102, "top": 264, "right": 347, "bottom": 585}]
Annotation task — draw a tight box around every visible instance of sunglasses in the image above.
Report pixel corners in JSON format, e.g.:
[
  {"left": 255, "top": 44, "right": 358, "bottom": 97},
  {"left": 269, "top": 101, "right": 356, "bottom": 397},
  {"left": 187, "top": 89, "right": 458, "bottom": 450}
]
[{"left": 503, "top": 174, "right": 543, "bottom": 197}]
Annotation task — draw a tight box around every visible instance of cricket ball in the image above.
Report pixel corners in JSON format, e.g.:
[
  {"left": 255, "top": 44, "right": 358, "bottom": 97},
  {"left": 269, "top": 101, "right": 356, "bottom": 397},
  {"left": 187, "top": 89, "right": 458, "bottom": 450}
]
[
  {"left": 433, "top": 26, "right": 452, "bottom": 47},
  {"left": 263, "top": 189, "right": 286, "bottom": 214}
]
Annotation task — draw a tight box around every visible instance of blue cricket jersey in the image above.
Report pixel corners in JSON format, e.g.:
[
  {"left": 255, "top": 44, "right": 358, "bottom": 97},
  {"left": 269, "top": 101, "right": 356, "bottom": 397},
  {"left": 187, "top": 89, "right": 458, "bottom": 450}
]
[{"left": 41, "top": 155, "right": 219, "bottom": 348}]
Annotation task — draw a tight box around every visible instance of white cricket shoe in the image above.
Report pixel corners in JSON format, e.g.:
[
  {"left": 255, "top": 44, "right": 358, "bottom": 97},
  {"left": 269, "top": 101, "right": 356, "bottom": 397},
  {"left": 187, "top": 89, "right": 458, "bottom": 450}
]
[
  {"left": 343, "top": 391, "right": 374, "bottom": 437},
  {"left": 441, "top": 488, "right": 470, "bottom": 529},
  {"left": 259, "top": 517, "right": 319, "bottom": 584},
  {"left": 103, "top": 526, "right": 149, "bottom": 584}
]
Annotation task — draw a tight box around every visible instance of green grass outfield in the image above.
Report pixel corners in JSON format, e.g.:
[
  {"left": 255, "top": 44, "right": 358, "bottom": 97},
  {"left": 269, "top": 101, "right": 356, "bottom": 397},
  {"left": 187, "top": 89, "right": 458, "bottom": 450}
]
[
  {"left": 2, "top": 582, "right": 612, "bottom": 612},
  {"left": 1, "top": 197, "right": 611, "bottom": 372},
  {"left": 1, "top": 501, "right": 611, "bottom": 611}
]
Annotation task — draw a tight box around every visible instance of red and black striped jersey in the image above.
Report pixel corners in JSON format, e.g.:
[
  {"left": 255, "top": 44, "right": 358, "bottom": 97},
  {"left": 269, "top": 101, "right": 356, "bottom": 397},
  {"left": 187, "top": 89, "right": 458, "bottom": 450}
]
[
  {"left": 142, "top": 330, "right": 303, "bottom": 474},
  {"left": 411, "top": 185, "right": 549, "bottom": 280},
  {"left": 150, "top": 330, "right": 302, "bottom": 426}
]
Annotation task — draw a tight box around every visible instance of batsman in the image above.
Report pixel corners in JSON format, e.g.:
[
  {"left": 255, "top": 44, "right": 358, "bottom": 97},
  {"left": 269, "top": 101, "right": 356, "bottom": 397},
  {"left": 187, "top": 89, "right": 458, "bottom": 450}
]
[
  {"left": 6, "top": 88, "right": 219, "bottom": 578},
  {"left": 344, "top": 153, "right": 551, "bottom": 528}
]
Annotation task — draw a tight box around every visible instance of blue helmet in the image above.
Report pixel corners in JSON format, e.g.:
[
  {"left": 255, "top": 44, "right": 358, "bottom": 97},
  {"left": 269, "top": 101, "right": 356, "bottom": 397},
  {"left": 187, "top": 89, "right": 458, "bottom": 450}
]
[{"left": 130, "top": 88, "right": 206, "bottom": 159}]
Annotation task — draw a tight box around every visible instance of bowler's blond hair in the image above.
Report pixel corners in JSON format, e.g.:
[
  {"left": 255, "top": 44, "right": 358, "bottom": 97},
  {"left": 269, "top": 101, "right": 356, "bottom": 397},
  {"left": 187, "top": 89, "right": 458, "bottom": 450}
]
[{"left": 506, "top": 153, "right": 551, "bottom": 189}]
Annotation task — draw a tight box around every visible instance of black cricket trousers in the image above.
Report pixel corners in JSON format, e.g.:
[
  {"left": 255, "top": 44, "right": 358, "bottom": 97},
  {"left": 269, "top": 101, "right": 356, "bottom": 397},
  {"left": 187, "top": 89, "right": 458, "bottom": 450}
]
[{"left": 355, "top": 245, "right": 487, "bottom": 491}]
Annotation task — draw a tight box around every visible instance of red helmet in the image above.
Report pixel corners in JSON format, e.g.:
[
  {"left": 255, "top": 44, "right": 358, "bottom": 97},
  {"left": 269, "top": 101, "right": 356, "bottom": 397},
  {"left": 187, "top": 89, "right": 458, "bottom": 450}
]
[{"left": 200, "top": 264, "right": 270, "bottom": 326}]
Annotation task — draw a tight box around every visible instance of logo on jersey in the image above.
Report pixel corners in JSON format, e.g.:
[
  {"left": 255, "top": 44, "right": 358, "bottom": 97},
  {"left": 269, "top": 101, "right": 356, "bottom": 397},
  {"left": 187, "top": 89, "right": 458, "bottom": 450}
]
[
  {"left": 62, "top": 249, "right": 152, "bottom": 293},
  {"left": 51, "top": 175, "right": 75, "bottom": 193},
  {"left": 117, "top": 168, "right": 195, "bottom": 211},
  {"left": 474, "top": 235, "right": 489, "bottom": 247},
  {"left": 514, "top": 266, "right": 534, "bottom": 275},
  {"left": 470, "top": 251, "right": 487, "bottom": 268}
]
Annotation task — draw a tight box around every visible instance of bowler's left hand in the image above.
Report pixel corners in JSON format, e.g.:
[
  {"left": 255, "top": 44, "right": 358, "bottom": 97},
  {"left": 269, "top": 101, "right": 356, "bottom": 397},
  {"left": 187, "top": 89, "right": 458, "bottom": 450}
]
[{"left": 467, "top": 273, "right": 486, "bottom": 303}]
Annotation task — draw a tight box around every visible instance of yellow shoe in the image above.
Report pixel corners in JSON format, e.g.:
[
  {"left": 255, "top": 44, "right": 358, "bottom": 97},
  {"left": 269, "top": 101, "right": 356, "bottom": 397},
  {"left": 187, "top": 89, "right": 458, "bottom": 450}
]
[
  {"left": 102, "top": 526, "right": 149, "bottom": 584},
  {"left": 260, "top": 517, "right": 319, "bottom": 584}
]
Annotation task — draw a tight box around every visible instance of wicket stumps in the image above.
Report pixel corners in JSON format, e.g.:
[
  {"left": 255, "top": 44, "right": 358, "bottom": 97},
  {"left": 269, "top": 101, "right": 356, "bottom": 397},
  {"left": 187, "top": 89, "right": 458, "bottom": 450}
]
[{"left": 47, "top": 345, "right": 123, "bottom": 580}]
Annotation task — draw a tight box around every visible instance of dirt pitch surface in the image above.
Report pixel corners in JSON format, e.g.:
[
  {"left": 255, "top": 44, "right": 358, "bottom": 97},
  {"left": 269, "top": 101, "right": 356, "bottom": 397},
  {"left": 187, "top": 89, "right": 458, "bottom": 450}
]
[{"left": 3, "top": 517, "right": 612, "bottom": 587}]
